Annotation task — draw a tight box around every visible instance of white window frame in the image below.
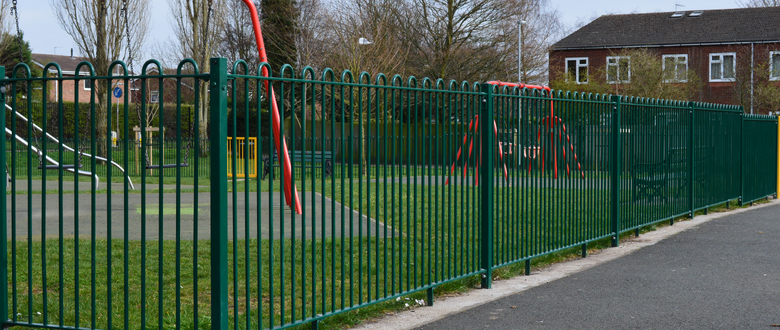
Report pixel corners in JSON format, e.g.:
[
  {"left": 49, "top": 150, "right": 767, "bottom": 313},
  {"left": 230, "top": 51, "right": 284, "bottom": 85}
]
[
  {"left": 709, "top": 52, "right": 736, "bottom": 82},
  {"left": 565, "top": 57, "right": 589, "bottom": 84},
  {"left": 770, "top": 51, "right": 780, "bottom": 81},
  {"left": 606, "top": 56, "right": 631, "bottom": 83},
  {"left": 663, "top": 54, "right": 688, "bottom": 83},
  {"left": 83, "top": 78, "right": 92, "bottom": 91},
  {"left": 150, "top": 90, "right": 159, "bottom": 103}
]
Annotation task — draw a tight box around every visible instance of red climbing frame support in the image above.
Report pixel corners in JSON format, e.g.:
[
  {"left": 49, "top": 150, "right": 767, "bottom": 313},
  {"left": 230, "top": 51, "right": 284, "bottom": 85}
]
[
  {"left": 241, "top": 0, "right": 302, "bottom": 214},
  {"left": 444, "top": 115, "right": 509, "bottom": 185},
  {"left": 446, "top": 81, "right": 584, "bottom": 185}
]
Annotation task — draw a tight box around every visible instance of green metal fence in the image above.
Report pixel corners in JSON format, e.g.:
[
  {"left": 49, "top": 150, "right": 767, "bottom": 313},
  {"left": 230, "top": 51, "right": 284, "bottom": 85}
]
[
  {"left": 742, "top": 114, "right": 779, "bottom": 205},
  {"left": 0, "top": 59, "right": 777, "bottom": 330}
]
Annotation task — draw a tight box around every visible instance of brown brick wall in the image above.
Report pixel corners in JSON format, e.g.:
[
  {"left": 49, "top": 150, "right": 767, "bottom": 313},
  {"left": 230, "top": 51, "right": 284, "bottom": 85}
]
[
  {"left": 46, "top": 75, "right": 128, "bottom": 104},
  {"left": 550, "top": 42, "right": 780, "bottom": 111}
]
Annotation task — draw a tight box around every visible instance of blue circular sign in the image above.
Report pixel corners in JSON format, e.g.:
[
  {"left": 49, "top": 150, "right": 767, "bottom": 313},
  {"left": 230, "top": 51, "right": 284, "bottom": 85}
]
[{"left": 113, "top": 86, "right": 122, "bottom": 98}]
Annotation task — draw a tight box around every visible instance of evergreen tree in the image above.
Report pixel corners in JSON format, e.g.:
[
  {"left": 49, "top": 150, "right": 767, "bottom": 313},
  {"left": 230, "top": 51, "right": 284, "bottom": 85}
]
[
  {"left": 261, "top": 0, "right": 299, "bottom": 73},
  {"left": 0, "top": 31, "right": 35, "bottom": 74}
]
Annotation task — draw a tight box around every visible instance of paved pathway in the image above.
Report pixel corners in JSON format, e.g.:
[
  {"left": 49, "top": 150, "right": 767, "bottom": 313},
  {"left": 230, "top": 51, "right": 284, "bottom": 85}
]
[
  {"left": 418, "top": 201, "right": 780, "bottom": 329},
  {"left": 352, "top": 200, "right": 780, "bottom": 329}
]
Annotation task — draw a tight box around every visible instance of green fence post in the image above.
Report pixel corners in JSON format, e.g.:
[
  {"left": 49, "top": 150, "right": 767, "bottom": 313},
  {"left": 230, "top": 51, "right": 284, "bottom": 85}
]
[
  {"left": 209, "top": 58, "right": 229, "bottom": 330},
  {"left": 0, "top": 66, "right": 8, "bottom": 328},
  {"left": 740, "top": 112, "right": 745, "bottom": 206},
  {"left": 688, "top": 102, "right": 695, "bottom": 217},
  {"left": 480, "top": 83, "right": 494, "bottom": 289},
  {"left": 610, "top": 95, "right": 621, "bottom": 247}
]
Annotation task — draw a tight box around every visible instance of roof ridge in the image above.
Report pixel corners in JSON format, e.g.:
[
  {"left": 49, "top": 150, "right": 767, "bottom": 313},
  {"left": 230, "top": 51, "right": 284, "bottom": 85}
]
[{"left": 553, "top": 7, "right": 780, "bottom": 50}]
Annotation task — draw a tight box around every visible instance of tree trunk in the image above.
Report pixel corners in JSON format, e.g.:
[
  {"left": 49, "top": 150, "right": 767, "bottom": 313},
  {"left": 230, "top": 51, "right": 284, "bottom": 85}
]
[
  {"left": 95, "top": 91, "right": 108, "bottom": 161},
  {"left": 198, "top": 85, "right": 209, "bottom": 156},
  {"left": 95, "top": 0, "right": 108, "bottom": 160}
]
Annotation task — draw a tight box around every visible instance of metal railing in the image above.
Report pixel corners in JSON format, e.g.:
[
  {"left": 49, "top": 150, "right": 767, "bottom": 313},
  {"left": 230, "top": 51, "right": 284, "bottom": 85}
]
[{"left": 0, "top": 59, "right": 777, "bottom": 330}]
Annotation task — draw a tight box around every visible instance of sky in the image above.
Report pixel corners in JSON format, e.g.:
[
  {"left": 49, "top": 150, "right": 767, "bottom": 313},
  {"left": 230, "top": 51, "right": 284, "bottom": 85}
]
[{"left": 16, "top": 0, "right": 744, "bottom": 60}]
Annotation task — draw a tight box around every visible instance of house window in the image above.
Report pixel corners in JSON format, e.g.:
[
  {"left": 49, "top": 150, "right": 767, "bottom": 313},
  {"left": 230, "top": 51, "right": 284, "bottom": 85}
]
[
  {"left": 606, "top": 56, "right": 630, "bottom": 83},
  {"left": 710, "top": 53, "right": 735, "bottom": 82},
  {"left": 565, "top": 57, "right": 588, "bottom": 84},
  {"left": 770, "top": 51, "right": 780, "bottom": 81},
  {"left": 150, "top": 91, "right": 159, "bottom": 103},
  {"left": 663, "top": 54, "right": 688, "bottom": 82},
  {"left": 83, "top": 79, "right": 92, "bottom": 91}
]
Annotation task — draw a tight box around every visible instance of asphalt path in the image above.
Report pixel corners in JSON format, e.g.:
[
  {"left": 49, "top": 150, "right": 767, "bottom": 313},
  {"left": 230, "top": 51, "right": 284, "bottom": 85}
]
[{"left": 414, "top": 202, "right": 780, "bottom": 329}]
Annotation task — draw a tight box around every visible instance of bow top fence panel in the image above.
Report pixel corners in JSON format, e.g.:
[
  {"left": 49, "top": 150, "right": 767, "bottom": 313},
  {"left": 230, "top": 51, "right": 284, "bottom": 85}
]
[
  {"left": 0, "top": 59, "right": 213, "bottom": 330},
  {"left": 742, "top": 114, "right": 779, "bottom": 205},
  {"left": 490, "top": 87, "right": 616, "bottom": 268},
  {"left": 0, "top": 59, "right": 776, "bottom": 330}
]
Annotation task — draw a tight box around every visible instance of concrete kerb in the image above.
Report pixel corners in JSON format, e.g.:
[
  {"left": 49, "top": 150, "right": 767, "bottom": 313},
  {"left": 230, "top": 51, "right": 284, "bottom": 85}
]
[{"left": 349, "top": 198, "right": 779, "bottom": 330}]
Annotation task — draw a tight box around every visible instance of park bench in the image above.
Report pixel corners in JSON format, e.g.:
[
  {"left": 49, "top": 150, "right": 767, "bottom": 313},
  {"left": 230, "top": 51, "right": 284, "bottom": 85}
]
[
  {"left": 262, "top": 150, "right": 334, "bottom": 180},
  {"left": 631, "top": 148, "right": 687, "bottom": 202}
]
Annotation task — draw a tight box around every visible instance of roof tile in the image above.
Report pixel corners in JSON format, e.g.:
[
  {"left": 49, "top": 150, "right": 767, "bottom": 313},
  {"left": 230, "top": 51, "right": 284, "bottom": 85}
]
[{"left": 552, "top": 7, "right": 780, "bottom": 50}]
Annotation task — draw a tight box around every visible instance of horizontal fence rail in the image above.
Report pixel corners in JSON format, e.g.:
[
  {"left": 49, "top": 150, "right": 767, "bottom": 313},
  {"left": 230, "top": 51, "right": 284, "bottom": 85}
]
[{"left": 0, "top": 59, "right": 777, "bottom": 330}]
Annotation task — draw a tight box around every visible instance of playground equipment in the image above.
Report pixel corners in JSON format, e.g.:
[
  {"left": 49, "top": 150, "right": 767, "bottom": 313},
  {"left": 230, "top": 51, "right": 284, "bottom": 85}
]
[
  {"left": 240, "top": 0, "right": 302, "bottom": 214},
  {"left": 4, "top": 103, "right": 136, "bottom": 190},
  {"left": 3, "top": 1, "right": 134, "bottom": 190},
  {"left": 133, "top": 126, "right": 164, "bottom": 173},
  {"left": 445, "top": 81, "right": 584, "bottom": 185},
  {"left": 131, "top": 85, "right": 196, "bottom": 171},
  {"left": 444, "top": 115, "right": 510, "bottom": 185},
  {"left": 227, "top": 137, "right": 258, "bottom": 178}
]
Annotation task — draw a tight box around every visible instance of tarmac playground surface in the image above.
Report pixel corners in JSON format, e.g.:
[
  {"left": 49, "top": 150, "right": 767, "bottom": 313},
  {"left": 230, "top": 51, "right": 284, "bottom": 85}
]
[{"left": 7, "top": 180, "right": 391, "bottom": 240}]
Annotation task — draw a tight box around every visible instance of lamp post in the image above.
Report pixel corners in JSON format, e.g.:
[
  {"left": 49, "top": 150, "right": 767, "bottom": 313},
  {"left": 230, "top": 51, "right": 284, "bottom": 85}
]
[{"left": 518, "top": 20, "right": 526, "bottom": 83}]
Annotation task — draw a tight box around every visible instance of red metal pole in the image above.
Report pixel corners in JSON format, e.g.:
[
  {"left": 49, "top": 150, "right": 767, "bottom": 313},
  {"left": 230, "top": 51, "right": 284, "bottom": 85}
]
[{"left": 240, "top": 0, "right": 302, "bottom": 214}]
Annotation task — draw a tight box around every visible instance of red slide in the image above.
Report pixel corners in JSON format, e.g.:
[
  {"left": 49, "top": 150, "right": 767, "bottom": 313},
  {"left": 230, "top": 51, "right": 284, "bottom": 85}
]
[{"left": 241, "top": 0, "right": 302, "bottom": 214}]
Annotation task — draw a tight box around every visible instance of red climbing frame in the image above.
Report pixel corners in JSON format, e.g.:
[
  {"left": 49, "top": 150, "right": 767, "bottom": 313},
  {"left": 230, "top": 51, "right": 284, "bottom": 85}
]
[
  {"left": 446, "top": 81, "right": 583, "bottom": 185},
  {"left": 241, "top": 0, "right": 302, "bottom": 214}
]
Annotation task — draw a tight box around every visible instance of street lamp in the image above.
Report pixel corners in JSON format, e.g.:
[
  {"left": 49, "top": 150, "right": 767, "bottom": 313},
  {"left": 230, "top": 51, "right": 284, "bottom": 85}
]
[{"left": 518, "top": 20, "right": 526, "bottom": 83}]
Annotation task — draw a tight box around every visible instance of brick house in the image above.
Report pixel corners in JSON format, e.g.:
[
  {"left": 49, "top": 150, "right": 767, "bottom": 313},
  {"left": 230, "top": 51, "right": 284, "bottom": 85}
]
[
  {"left": 549, "top": 7, "right": 780, "bottom": 113},
  {"left": 129, "top": 67, "right": 197, "bottom": 105},
  {"left": 31, "top": 53, "right": 130, "bottom": 104}
]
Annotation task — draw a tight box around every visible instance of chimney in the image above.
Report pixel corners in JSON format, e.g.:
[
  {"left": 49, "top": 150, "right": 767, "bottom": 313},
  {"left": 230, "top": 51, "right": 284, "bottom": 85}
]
[{"left": 70, "top": 48, "right": 74, "bottom": 59}]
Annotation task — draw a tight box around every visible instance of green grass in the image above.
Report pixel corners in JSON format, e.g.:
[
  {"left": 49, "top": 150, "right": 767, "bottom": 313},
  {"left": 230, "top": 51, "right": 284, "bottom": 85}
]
[
  {"left": 5, "top": 171, "right": 772, "bottom": 329},
  {"left": 6, "top": 179, "right": 608, "bottom": 329}
]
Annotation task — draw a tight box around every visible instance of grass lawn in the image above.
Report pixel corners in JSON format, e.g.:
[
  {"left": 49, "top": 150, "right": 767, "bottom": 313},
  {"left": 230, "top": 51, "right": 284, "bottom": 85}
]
[
  {"left": 4, "top": 165, "right": 758, "bottom": 329},
  {"left": 4, "top": 174, "right": 628, "bottom": 330}
]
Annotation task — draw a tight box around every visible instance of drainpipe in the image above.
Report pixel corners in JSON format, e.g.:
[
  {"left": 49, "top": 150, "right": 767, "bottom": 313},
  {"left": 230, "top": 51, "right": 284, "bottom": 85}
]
[{"left": 751, "top": 43, "right": 754, "bottom": 114}]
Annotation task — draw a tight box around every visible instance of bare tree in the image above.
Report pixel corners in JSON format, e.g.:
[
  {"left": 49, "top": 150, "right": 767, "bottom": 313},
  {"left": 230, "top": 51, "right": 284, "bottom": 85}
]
[
  {"left": 51, "top": 0, "right": 151, "bottom": 157},
  {"left": 739, "top": 0, "right": 780, "bottom": 6},
  {"left": 295, "top": 0, "right": 327, "bottom": 70},
  {"left": 168, "top": 0, "right": 225, "bottom": 146},
  {"left": 217, "top": 0, "right": 262, "bottom": 69},
  {"left": 390, "top": 0, "right": 521, "bottom": 82},
  {"left": 515, "top": 0, "right": 565, "bottom": 84},
  {"left": 732, "top": 46, "right": 780, "bottom": 114},
  {"left": 752, "top": 63, "right": 780, "bottom": 114},
  {"left": 321, "top": 0, "right": 407, "bottom": 76}
]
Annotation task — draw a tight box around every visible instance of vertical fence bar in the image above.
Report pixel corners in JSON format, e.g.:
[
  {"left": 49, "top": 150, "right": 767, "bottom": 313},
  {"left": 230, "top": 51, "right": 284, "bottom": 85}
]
[
  {"left": 479, "top": 83, "right": 494, "bottom": 288},
  {"left": 610, "top": 95, "right": 621, "bottom": 247},
  {"left": 688, "top": 102, "right": 695, "bottom": 217},
  {"left": 209, "top": 58, "right": 229, "bottom": 330},
  {"left": 740, "top": 112, "right": 745, "bottom": 206},
  {"left": 777, "top": 116, "right": 779, "bottom": 198},
  {"left": 0, "top": 66, "right": 8, "bottom": 329}
]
